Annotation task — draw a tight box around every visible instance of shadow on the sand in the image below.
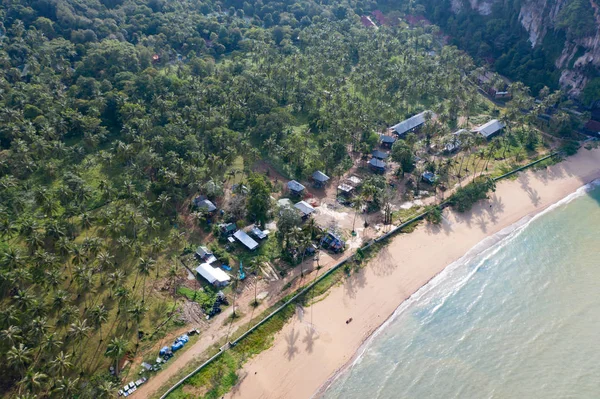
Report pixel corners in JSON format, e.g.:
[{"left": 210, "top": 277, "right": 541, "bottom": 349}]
[
  {"left": 370, "top": 246, "right": 397, "bottom": 277},
  {"left": 344, "top": 268, "right": 367, "bottom": 298},
  {"left": 285, "top": 327, "right": 300, "bottom": 360},
  {"left": 302, "top": 324, "right": 319, "bottom": 353}
]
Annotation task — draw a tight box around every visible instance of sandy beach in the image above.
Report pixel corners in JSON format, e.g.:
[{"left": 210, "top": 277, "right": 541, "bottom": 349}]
[{"left": 223, "top": 147, "right": 600, "bottom": 399}]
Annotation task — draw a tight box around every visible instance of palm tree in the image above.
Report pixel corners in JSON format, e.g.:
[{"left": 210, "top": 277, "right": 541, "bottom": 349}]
[
  {"left": 52, "top": 376, "right": 80, "bottom": 398},
  {"left": 50, "top": 351, "right": 73, "bottom": 376},
  {"left": 105, "top": 336, "right": 128, "bottom": 378},
  {"left": 1, "top": 325, "right": 23, "bottom": 346},
  {"left": 96, "top": 380, "right": 117, "bottom": 398},
  {"left": 18, "top": 370, "right": 47, "bottom": 395},
  {"left": 128, "top": 303, "right": 147, "bottom": 346},
  {"left": 68, "top": 319, "right": 90, "bottom": 362},
  {"left": 135, "top": 257, "right": 155, "bottom": 303},
  {"left": 7, "top": 343, "right": 33, "bottom": 376},
  {"left": 299, "top": 232, "right": 313, "bottom": 278},
  {"left": 352, "top": 195, "right": 364, "bottom": 234},
  {"left": 90, "top": 305, "right": 108, "bottom": 342}
]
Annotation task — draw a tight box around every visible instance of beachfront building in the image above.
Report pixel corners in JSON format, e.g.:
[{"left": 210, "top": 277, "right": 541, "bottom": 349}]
[
  {"left": 320, "top": 231, "right": 345, "bottom": 253},
  {"left": 368, "top": 158, "right": 386, "bottom": 173},
  {"left": 473, "top": 119, "right": 505, "bottom": 139},
  {"left": 389, "top": 110, "right": 434, "bottom": 137},
  {"left": 196, "top": 263, "right": 231, "bottom": 287},
  {"left": 311, "top": 171, "right": 330, "bottom": 188},
  {"left": 287, "top": 180, "right": 306, "bottom": 197},
  {"left": 195, "top": 246, "right": 217, "bottom": 264},
  {"left": 233, "top": 230, "right": 259, "bottom": 251},
  {"left": 380, "top": 135, "right": 396, "bottom": 148},
  {"left": 294, "top": 200, "right": 315, "bottom": 219}
]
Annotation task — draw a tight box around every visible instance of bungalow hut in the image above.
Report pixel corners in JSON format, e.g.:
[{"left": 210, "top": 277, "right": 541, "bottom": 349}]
[
  {"left": 380, "top": 135, "right": 397, "bottom": 148},
  {"left": 473, "top": 119, "right": 505, "bottom": 139},
  {"left": 195, "top": 246, "right": 217, "bottom": 264},
  {"left": 287, "top": 180, "right": 306, "bottom": 197},
  {"left": 337, "top": 183, "right": 354, "bottom": 197},
  {"left": 444, "top": 129, "right": 466, "bottom": 153},
  {"left": 233, "top": 230, "right": 259, "bottom": 251},
  {"left": 421, "top": 171, "right": 437, "bottom": 184},
  {"left": 196, "top": 263, "right": 231, "bottom": 287},
  {"left": 218, "top": 222, "right": 237, "bottom": 237},
  {"left": 372, "top": 150, "right": 389, "bottom": 160},
  {"left": 389, "top": 111, "right": 434, "bottom": 137},
  {"left": 294, "top": 200, "right": 315, "bottom": 219},
  {"left": 311, "top": 171, "right": 330, "bottom": 188},
  {"left": 368, "top": 158, "right": 386, "bottom": 173},
  {"left": 193, "top": 197, "right": 217, "bottom": 213},
  {"left": 348, "top": 176, "right": 362, "bottom": 187}
]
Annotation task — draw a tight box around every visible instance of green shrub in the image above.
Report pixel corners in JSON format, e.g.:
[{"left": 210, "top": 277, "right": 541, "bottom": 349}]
[
  {"left": 449, "top": 178, "right": 496, "bottom": 213},
  {"left": 426, "top": 206, "right": 443, "bottom": 224}
]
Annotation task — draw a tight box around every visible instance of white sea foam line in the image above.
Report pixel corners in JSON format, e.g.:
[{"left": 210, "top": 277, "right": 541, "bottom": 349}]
[{"left": 317, "top": 179, "right": 600, "bottom": 398}]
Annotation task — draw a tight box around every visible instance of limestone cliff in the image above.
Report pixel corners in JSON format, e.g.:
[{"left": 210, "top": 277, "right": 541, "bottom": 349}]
[{"left": 451, "top": 0, "right": 600, "bottom": 96}]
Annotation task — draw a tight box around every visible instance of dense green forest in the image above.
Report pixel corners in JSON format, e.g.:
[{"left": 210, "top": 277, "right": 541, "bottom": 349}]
[{"left": 0, "top": 0, "right": 577, "bottom": 396}]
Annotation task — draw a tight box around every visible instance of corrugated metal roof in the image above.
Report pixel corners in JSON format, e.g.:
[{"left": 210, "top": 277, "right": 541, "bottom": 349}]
[
  {"left": 381, "top": 135, "right": 397, "bottom": 143},
  {"left": 294, "top": 200, "right": 315, "bottom": 215},
  {"left": 390, "top": 111, "right": 433, "bottom": 136},
  {"left": 251, "top": 227, "right": 268, "bottom": 239},
  {"left": 312, "top": 171, "right": 330, "bottom": 182},
  {"left": 196, "top": 199, "right": 217, "bottom": 212},
  {"left": 287, "top": 180, "right": 306, "bottom": 192},
  {"left": 234, "top": 230, "right": 259, "bottom": 250},
  {"left": 372, "top": 150, "right": 389, "bottom": 159},
  {"left": 473, "top": 119, "right": 505, "bottom": 138},
  {"left": 196, "top": 263, "right": 230, "bottom": 284},
  {"left": 368, "top": 158, "right": 386, "bottom": 168}
]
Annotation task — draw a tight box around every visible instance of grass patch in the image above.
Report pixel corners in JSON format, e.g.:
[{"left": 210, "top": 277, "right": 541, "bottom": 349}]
[{"left": 177, "top": 286, "right": 217, "bottom": 310}]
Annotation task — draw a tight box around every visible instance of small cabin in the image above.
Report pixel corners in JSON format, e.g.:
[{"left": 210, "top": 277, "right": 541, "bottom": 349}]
[
  {"left": 287, "top": 180, "right": 306, "bottom": 196},
  {"left": 311, "top": 171, "right": 330, "bottom": 188},
  {"left": 368, "top": 158, "right": 386, "bottom": 173}
]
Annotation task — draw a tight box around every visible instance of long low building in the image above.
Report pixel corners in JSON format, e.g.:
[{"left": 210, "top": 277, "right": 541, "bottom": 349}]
[
  {"left": 234, "top": 230, "right": 259, "bottom": 250},
  {"left": 196, "top": 263, "right": 231, "bottom": 287},
  {"left": 473, "top": 119, "right": 505, "bottom": 139},
  {"left": 390, "top": 110, "right": 434, "bottom": 136}
]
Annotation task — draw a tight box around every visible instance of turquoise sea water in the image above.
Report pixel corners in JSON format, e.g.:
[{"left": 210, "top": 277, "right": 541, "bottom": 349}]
[{"left": 322, "top": 182, "right": 600, "bottom": 399}]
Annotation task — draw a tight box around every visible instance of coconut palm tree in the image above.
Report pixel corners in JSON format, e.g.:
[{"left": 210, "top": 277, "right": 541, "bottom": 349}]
[
  {"left": 68, "top": 319, "right": 90, "bottom": 362},
  {"left": 18, "top": 370, "right": 47, "bottom": 395},
  {"left": 52, "top": 376, "right": 80, "bottom": 398},
  {"left": 1, "top": 325, "right": 23, "bottom": 346},
  {"left": 7, "top": 343, "right": 33, "bottom": 376},
  {"left": 105, "top": 336, "right": 128, "bottom": 378},
  {"left": 134, "top": 257, "right": 155, "bottom": 303},
  {"left": 50, "top": 351, "right": 73, "bottom": 376}
]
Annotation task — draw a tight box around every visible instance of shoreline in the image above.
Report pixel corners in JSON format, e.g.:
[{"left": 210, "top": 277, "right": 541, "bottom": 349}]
[
  {"left": 219, "top": 147, "right": 600, "bottom": 399},
  {"left": 315, "top": 175, "right": 600, "bottom": 398}
]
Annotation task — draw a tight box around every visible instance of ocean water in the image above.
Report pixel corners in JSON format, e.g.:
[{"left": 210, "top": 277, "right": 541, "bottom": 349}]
[{"left": 322, "top": 182, "right": 600, "bottom": 399}]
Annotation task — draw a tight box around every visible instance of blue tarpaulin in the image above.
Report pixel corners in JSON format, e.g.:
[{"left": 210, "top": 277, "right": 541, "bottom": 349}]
[{"left": 171, "top": 342, "right": 184, "bottom": 352}]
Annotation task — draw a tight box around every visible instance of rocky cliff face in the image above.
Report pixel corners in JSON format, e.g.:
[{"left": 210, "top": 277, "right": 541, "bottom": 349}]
[{"left": 453, "top": 0, "right": 600, "bottom": 96}]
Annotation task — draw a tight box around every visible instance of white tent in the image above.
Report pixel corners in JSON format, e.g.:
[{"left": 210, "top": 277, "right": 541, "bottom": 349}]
[{"left": 196, "top": 263, "right": 231, "bottom": 286}]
